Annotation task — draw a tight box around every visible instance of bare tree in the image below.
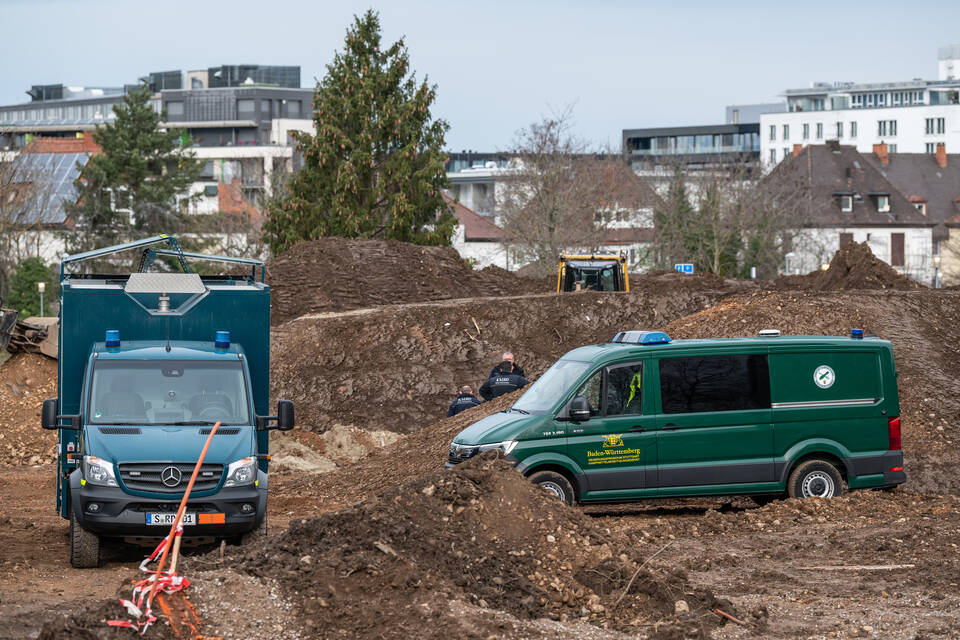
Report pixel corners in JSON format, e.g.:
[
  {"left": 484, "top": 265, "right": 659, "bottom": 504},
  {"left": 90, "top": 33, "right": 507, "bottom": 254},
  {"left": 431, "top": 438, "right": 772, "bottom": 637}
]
[
  {"left": 0, "top": 154, "right": 59, "bottom": 296},
  {"left": 498, "top": 108, "right": 654, "bottom": 274}
]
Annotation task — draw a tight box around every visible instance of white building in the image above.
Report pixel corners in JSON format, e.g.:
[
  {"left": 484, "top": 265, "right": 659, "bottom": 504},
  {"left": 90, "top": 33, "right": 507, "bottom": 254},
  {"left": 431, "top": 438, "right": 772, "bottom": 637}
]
[{"left": 760, "top": 45, "right": 960, "bottom": 168}]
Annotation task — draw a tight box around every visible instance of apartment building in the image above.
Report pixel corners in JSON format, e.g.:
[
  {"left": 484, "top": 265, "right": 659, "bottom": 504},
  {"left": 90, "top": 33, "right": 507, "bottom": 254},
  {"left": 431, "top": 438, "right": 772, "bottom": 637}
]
[
  {"left": 760, "top": 45, "right": 960, "bottom": 167},
  {"left": 0, "top": 64, "right": 315, "bottom": 220}
]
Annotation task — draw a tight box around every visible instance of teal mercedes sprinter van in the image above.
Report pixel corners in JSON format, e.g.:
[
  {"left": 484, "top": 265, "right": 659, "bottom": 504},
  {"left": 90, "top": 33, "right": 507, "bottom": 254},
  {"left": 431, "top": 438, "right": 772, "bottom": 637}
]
[{"left": 447, "top": 330, "right": 905, "bottom": 504}]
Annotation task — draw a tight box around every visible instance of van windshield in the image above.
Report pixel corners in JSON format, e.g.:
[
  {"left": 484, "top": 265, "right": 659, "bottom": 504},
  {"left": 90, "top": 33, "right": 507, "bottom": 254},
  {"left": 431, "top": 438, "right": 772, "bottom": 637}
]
[
  {"left": 88, "top": 360, "right": 250, "bottom": 425},
  {"left": 512, "top": 360, "right": 591, "bottom": 414}
]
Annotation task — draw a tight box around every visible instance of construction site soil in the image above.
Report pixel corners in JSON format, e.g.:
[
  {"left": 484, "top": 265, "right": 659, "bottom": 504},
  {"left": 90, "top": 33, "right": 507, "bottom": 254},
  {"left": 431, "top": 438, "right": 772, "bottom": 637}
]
[{"left": 3, "top": 239, "right": 960, "bottom": 639}]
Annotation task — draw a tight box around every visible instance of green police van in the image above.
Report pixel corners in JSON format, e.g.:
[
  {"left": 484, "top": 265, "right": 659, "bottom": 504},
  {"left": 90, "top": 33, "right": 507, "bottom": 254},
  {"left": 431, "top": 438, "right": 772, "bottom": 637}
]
[{"left": 447, "top": 330, "right": 906, "bottom": 504}]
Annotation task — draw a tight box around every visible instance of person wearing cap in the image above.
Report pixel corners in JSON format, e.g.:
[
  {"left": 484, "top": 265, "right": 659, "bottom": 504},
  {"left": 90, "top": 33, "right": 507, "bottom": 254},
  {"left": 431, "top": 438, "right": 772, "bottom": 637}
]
[
  {"left": 447, "top": 385, "right": 482, "bottom": 417},
  {"left": 488, "top": 351, "right": 526, "bottom": 380},
  {"left": 480, "top": 360, "right": 530, "bottom": 401}
]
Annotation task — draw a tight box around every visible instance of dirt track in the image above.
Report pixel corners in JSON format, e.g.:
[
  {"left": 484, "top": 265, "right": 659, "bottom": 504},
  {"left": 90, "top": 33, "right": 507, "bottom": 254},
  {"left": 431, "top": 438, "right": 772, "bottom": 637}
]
[{"left": 3, "top": 240, "right": 960, "bottom": 639}]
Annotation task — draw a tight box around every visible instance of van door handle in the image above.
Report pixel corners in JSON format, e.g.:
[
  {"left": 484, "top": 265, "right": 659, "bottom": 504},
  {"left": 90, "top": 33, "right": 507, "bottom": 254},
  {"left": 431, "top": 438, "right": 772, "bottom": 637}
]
[
  {"left": 629, "top": 426, "right": 646, "bottom": 432},
  {"left": 661, "top": 423, "right": 679, "bottom": 431}
]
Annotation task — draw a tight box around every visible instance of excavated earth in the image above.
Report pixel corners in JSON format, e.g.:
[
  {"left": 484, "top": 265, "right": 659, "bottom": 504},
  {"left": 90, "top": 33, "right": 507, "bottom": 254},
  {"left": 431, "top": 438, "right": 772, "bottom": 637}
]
[{"left": 3, "top": 239, "right": 960, "bottom": 639}]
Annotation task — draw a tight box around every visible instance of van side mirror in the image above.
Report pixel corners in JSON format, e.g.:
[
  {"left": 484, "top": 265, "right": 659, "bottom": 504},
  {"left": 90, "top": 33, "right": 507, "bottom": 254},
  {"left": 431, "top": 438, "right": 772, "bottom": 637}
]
[
  {"left": 42, "top": 398, "right": 58, "bottom": 430},
  {"left": 569, "top": 396, "right": 591, "bottom": 422},
  {"left": 42, "top": 398, "right": 80, "bottom": 430},
  {"left": 256, "top": 400, "right": 295, "bottom": 431},
  {"left": 277, "top": 400, "right": 294, "bottom": 431}
]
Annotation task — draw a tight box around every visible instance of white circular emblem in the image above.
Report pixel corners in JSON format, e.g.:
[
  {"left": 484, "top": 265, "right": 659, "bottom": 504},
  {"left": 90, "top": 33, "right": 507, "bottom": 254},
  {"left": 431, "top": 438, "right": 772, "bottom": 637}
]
[{"left": 813, "top": 365, "right": 835, "bottom": 389}]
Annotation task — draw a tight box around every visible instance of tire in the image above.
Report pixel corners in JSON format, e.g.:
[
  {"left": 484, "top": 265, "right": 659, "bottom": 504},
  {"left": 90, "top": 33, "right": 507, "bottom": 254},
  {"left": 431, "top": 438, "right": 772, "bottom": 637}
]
[
  {"left": 69, "top": 508, "right": 101, "bottom": 568},
  {"left": 529, "top": 471, "right": 575, "bottom": 506},
  {"left": 787, "top": 460, "right": 846, "bottom": 499},
  {"left": 240, "top": 514, "right": 268, "bottom": 545}
]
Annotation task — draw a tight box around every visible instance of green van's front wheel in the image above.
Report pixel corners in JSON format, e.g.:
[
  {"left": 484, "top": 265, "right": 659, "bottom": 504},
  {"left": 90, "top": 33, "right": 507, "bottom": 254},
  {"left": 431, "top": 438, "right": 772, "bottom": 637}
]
[
  {"left": 529, "top": 471, "right": 575, "bottom": 506},
  {"left": 788, "top": 460, "right": 846, "bottom": 499}
]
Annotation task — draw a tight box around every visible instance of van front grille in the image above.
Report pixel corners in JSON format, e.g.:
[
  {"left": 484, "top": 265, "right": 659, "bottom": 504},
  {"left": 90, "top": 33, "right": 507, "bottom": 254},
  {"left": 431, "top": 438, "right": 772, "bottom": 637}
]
[
  {"left": 447, "top": 444, "right": 479, "bottom": 466},
  {"left": 118, "top": 463, "right": 223, "bottom": 493}
]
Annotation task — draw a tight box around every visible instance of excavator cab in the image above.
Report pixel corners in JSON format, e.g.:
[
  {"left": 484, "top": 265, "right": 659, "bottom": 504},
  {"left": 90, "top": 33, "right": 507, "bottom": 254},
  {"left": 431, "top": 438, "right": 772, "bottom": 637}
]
[{"left": 556, "top": 253, "right": 629, "bottom": 292}]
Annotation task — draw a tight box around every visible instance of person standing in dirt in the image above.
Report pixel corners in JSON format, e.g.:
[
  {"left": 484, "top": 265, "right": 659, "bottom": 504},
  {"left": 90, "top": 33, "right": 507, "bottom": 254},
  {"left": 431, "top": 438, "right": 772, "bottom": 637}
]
[
  {"left": 480, "top": 361, "right": 529, "bottom": 401},
  {"left": 447, "top": 385, "right": 482, "bottom": 417},
  {"left": 488, "top": 352, "right": 526, "bottom": 379}
]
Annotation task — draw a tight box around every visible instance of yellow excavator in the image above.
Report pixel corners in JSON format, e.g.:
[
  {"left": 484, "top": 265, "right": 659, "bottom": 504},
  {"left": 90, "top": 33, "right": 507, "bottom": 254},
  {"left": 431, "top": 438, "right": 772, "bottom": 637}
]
[{"left": 556, "top": 252, "right": 629, "bottom": 292}]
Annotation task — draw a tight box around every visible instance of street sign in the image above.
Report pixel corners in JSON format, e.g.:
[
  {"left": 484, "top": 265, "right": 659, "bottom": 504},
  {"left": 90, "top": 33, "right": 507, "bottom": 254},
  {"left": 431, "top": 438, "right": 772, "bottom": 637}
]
[{"left": 674, "top": 263, "right": 694, "bottom": 274}]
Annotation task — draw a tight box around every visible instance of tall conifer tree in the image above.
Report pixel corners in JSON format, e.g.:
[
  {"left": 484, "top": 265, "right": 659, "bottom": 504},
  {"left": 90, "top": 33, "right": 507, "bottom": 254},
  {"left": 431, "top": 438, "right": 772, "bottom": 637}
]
[{"left": 263, "top": 10, "right": 455, "bottom": 254}]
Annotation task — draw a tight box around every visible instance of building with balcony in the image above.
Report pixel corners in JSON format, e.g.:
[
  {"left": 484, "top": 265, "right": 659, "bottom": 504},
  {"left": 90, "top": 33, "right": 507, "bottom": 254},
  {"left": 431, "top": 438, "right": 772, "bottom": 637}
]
[{"left": 760, "top": 45, "right": 960, "bottom": 168}]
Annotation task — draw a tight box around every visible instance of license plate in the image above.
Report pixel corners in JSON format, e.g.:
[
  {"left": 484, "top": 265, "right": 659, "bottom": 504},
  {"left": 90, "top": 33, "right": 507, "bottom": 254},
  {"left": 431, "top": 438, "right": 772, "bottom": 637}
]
[{"left": 146, "top": 512, "right": 196, "bottom": 526}]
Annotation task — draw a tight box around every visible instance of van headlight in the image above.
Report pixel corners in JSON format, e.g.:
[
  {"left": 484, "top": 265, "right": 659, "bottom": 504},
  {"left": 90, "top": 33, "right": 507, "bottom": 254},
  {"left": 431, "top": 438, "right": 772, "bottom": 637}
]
[
  {"left": 224, "top": 457, "right": 256, "bottom": 487},
  {"left": 477, "top": 440, "right": 519, "bottom": 456},
  {"left": 83, "top": 455, "right": 118, "bottom": 487}
]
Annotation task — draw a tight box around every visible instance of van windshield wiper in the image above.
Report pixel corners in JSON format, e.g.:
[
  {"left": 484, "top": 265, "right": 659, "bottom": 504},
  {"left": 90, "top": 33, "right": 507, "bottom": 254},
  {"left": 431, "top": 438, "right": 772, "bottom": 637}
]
[
  {"left": 170, "top": 421, "right": 219, "bottom": 426},
  {"left": 94, "top": 422, "right": 142, "bottom": 425},
  {"left": 508, "top": 407, "right": 530, "bottom": 415}
]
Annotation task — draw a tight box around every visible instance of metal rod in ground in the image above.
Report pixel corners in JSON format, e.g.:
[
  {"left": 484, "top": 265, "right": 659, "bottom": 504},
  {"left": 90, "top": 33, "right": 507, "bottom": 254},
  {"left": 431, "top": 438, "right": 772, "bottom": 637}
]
[{"left": 146, "top": 421, "right": 221, "bottom": 609}]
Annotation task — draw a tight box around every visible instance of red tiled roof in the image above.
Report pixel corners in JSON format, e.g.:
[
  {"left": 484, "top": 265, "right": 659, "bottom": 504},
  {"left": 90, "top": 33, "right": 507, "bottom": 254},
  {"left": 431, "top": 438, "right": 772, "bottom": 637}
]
[
  {"left": 20, "top": 134, "right": 101, "bottom": 155},
  {"left": 443, "top": 194, "right": 504, "bottom": 241}
]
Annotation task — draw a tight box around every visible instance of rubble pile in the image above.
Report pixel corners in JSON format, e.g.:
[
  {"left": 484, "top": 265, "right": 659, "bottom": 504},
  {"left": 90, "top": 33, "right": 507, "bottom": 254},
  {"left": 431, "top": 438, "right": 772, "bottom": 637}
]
[
  {"left": 777, "top": 241, "right": 920, "bottom": 291},
  {"left": 0, "top": 354, "right": 57, "bottom": 465}
]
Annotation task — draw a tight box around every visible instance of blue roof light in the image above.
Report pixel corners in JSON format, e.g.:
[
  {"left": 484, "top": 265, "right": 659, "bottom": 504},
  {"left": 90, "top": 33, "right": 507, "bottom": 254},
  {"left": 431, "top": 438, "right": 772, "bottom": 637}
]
[
  {"left": 214, "top": 330, "right": 230, "bottom": 349},
  {"left": 105, "top": 329, "right": 120, "bottom": 347},
  {"left": 851, "top": 328, "right": 864, "bottom": 339},
  {"left": 612, "top": 330, "right": 672, "bottom": 345}
]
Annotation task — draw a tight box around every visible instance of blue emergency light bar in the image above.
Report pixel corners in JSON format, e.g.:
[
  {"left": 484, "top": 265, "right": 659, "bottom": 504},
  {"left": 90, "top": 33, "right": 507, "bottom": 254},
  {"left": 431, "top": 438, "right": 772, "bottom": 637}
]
[
  {"left": 215, "top": 331, "right": 231, "bottom": 349},
  {"left": 105, "top": 330, "right": 120, "bottom": 347},
  {"left": 612, "top": 330, "right": 672, "bottom": 345},
  {"left": 851, "top": 328, "right": 864, "bottom": 339}
]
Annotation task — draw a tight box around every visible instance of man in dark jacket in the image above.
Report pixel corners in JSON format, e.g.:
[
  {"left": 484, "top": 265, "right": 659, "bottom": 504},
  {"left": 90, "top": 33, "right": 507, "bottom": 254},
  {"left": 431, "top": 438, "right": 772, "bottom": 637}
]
[
  {"left": 447, "top": 385, "right": 482, "bottom": 417},
  {"left": 488, "top": 351, "right": 526, "bottom": 379},
  {"left": 480, "top": 361, "right": 530, "bottom": 401}
]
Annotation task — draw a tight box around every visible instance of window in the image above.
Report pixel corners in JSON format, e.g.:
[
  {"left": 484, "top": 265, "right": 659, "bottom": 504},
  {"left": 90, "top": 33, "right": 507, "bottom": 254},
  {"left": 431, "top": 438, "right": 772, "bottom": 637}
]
[
  {"left": 605, "top": 363, "right": 644, "bottom": 416},
  {"left": 658, "top": 355, "right": 770, "bottom": 414},
  {"left": 237, "top": 99, "right": 255, "bottom": 117},
  {"left": 876, "top": 195, "right": 890, "bottom": 212},
  {"left": 782, "top": 124, "right": 789, "bottom": 139},
  {"left": 926, "top": 118, "right": 935, "bottom": 134},
  {"left": 802, "top": 123, "right": 809, "bottom": 140},
  {"left": 891, "top": 233, "right": 905, "bottom": 267},
  {"left": 850, "top": 121, "right": 857, "bottom": 138},
  {"left": 840, "top": 195, "right": 853, "bottom": 212},
  {"left": 926, "top": 142, "right": 937, "bottom": 153},
  {"left": 878, "top": 120, "right": 886, "bottom": 136},
  {"left": 165, "top": 101, "right": 184, "bottom": 118},
  {"left": 836, "top": 121, "right": 843, "bottom": 138},
  {"left": 915, "top": 202, "right": 927, "bottom": 216},
  {"left": 769, "top": 149, "right": 776, "bottom": 164},
  {"left": 937, "top": 117, "right": 945, "bottom": 134},
  {"left": 878, "top": 120, "right": 897, "bottom": 136},
  {"left": 769, "top": 125, "right": 776, "bottom": 141},
  {"left": 816, "top": 123, "right": 823, "bottom": 139},
  {"left": 888, "top": 144, "right": 897, "bottom": 153},
  {"left": 287, "top": 100, "right": 301, "bottom": 117},
  {"left": 575, "top": 369, "right": 603, "bottom": 416},
  {"left": 512, "top": 360, "right": 591, "bottom": 413},
  {"left": 783, "top": 147, "right": 790, "bottom": 159}
]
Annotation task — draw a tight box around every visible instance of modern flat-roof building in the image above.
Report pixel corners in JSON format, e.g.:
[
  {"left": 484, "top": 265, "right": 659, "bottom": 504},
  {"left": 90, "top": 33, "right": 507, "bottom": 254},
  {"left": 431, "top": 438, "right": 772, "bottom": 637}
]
[
  {"left": 0, "top": 64, "right": 315, "bottom": 224},
  {"left": 622, "top": 123, "right": 761, "bottom": 172},
  {"left": 760, "top": 45, "right": 960, "bottom": 168}
]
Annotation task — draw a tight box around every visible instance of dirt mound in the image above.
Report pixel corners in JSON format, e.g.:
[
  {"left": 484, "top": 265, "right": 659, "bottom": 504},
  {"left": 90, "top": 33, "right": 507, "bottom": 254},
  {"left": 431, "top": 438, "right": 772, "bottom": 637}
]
[
  {"left": 220, "top": 455, "right": 731, "bottom": 639},
  {"left": 1, "top": 353, "right": 57, "bottom": 465},
  {"left": 272, "top": 286, "right": 742, "bottom": 435},
  {"left": 665, "top": 290, "right": 960, "bottom": 493},
  {"left": 266, "top": 238, "right": 548, "bottom": 324},
  {"left": 776, "top": 241, "right": 920, "bottom": 291}
]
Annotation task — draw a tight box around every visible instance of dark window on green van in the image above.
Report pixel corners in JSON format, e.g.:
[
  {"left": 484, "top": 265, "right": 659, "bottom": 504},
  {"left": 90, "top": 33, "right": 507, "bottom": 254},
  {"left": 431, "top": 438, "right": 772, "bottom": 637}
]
[
  {"left": 659, "top": 355, "right": 770, "bottom": 414},
  {"left": 606, "top": 363, "right": 643, "bottom": 416},
  {"left": 575, "top": 369, "right": 603, "bottom": 416}
]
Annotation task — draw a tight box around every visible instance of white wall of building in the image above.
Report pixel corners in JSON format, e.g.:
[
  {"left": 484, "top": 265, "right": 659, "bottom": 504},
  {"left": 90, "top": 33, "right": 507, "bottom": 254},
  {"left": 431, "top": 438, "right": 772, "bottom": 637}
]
[
  {"left": 451, "top": 226, "right": 510, "bottom": 270},
  {"left": 790, "top": 226, "right": 934, "bottom": 284},
  {"left": 761, "top": 104, "right": 960, "bottom": 167}
]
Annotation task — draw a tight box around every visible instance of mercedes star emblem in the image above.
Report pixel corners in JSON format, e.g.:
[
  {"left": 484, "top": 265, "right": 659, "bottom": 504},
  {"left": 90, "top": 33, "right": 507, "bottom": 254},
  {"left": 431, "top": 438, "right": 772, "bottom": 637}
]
[{"left": 161, "top": 466, "right": 182, "bottom": 487}]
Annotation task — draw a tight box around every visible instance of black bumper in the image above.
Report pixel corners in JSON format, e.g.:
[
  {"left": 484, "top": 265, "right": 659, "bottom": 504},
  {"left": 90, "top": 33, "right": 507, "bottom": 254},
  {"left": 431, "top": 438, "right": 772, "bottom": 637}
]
[{"left": 70, "top": 471, "right": 266, "bottom": 539}]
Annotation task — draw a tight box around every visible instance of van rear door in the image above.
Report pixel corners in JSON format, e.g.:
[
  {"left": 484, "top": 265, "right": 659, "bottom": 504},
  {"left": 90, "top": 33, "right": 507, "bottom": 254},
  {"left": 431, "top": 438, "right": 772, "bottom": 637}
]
[{"left": 653, "top": 353, "right": 775, "bottom": 493}]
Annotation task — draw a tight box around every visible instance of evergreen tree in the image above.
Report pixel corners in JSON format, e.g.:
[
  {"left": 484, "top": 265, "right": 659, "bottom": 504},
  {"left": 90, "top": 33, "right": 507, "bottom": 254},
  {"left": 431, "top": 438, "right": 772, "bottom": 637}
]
[
  {"left": 263, "top": 10, "right": 455, "bottom": 254},
  {"left": 66, "top": 84, "right": 202, "bottom": 261},
  {"left": 7, "top": 257, "right": 56, "bottom": 317}
]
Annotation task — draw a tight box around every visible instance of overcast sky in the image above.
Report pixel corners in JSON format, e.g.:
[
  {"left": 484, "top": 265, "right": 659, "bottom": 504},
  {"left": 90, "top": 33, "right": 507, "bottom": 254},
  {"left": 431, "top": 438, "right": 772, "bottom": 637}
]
[{"left": 2, "top": 0, "right": 959, "bottom": 150}]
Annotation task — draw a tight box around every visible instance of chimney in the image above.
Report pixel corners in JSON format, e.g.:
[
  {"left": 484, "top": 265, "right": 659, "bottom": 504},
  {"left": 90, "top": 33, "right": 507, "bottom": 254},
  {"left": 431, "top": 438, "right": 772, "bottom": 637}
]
[
  {"left": 792, "top": 143, "right": 803, "bottom": 158},
  {"left": 872, "top": 143, "right": 889, "bottom": 166},
  {"left": 935, "top": 142, "right": 947, "bottom": 168}
]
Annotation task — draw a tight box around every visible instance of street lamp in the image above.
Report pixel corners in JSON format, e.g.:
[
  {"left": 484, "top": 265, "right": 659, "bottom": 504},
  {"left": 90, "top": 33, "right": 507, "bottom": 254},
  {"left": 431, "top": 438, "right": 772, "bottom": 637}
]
[
  {"left": 37, "top": 281, "right": 45, "bottom": 316},
  {"left": 933, "top": 255, "right": 942, "bottom": 289}
]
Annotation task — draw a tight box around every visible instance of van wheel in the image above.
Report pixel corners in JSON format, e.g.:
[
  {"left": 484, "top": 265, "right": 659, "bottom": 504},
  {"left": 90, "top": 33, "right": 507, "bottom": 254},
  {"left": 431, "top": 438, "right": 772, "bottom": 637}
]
[
  {"left": 69, "top": 508, "right": 101, "bottom": 568},
  {"left": 529, "top": 471, "right": 575, "bottom": 506},
  {"left": 788, "top": 460, "right": 846, "bottom": 499}
]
